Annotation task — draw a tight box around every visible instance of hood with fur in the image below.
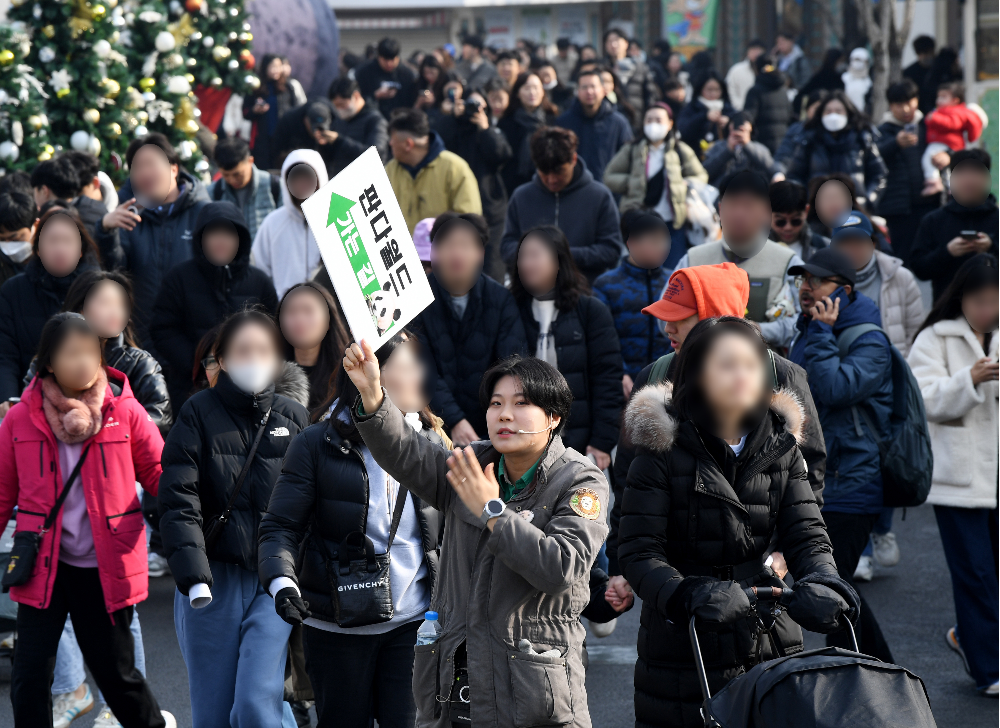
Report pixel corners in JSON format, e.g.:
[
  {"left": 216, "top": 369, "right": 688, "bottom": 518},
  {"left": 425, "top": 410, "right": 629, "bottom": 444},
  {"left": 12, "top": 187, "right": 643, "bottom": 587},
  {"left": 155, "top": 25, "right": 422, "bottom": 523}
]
[
  {"left": 623, "top": 381, "right": 805, "bottom": 453},
  {"left": 275, "top": 360, "right": 310, "bottom": 409}
]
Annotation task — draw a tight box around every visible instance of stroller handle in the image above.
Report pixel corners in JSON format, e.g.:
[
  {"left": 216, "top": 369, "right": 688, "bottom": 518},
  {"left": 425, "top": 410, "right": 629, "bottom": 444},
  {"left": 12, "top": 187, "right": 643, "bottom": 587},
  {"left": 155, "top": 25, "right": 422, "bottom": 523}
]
[{"left": 744, "top": 586, "right": 789, "bottom": 601}]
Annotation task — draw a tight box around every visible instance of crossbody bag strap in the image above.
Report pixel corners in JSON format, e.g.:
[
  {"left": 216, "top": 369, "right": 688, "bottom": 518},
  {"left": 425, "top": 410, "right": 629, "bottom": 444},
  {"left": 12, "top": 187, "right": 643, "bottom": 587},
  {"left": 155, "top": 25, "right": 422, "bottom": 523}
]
[
  {"left": 385, "top": 485, "right": 409, "bottom": 552},
  {"left": 43, "top": 443, "right": 91, "bottom": 532},
  {"left": 218, "top": 409, "right": 272, "bottom": 526}
]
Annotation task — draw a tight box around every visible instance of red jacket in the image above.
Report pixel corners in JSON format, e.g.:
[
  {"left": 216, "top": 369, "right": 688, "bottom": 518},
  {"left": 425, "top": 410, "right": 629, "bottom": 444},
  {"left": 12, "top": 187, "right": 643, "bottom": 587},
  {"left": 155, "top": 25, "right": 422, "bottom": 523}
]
[
  {"left": 0, "top": 368, "right": 163, "bottom": 614},
  {"left": 925, "top": 103, "right": 983, "bottom": 150}
]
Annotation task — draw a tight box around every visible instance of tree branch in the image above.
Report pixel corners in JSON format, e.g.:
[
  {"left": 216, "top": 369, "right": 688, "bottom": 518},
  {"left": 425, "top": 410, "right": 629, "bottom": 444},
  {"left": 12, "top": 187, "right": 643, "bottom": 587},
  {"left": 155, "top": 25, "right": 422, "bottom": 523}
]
[{"left": 895, "top": 0, "right": 917, "bottom": 52}]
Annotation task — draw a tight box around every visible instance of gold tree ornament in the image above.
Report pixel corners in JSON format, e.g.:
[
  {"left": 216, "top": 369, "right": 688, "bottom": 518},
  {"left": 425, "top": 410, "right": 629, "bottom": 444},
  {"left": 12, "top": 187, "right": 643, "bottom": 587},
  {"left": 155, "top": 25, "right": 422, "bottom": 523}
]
[
  {"left": 83, "top": 108, "right": 100, "bottom": 124},
  {"left": 101, "top": 77, "right": 121, "bottom": 98},
  {"left": 174, "top": 96, "right": 198, "bottom": 136},
  {"left": 91, "top": 4, "right": 106, "bottom": 19},
  {"left": 0, "top": 50, "right": 15, "bottom": 66},
  {"left": 138, "top": 76, "right": 156, "bottom": 90},
  {"left": 211, "top": 45, "right": 230, "bottom": 61},
  {"left": 41, "top": 25, "right": 55, "bottom": 38},
  {"left": 107, "top": 122, "right": 122, "bottom": 136}
]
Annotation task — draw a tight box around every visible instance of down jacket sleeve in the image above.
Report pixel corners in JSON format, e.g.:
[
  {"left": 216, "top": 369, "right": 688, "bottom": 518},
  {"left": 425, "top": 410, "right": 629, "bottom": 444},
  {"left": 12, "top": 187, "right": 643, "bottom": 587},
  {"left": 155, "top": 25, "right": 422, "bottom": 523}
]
[
  {"left": 581, "top": 297, "right": 624, "bottom": 453},
  {"left": 158, "top": 400, "right": 214, "bottom": 594},
  {"left": 258, "top": 428, "right": 317, "bottom": 589},
  {"left": 572, "top": 190, "right": 623, "bottom": 275},
  {"left": 900, "top": 272, "right": 926, "bottom": 356},
  {"left": 800, "top": 321, "right": 892, "bottom": 409},
  {"left": 776, "top": 358, "right": 826, "bottom": 503},
  {"left": 602, "top": 144, "right": 632, "bottom": 195},
  {"left": 773, "top": 449, "right": 837, "bottom": 578},
  {"left": 907, "top": 328, "right": 987, "bottom": 423},
  {"left": 0, "top": 284, "right": 22, "bottom": 402},
  {"left": 127, "top": 395, "right": 165, "bottom": 496}
]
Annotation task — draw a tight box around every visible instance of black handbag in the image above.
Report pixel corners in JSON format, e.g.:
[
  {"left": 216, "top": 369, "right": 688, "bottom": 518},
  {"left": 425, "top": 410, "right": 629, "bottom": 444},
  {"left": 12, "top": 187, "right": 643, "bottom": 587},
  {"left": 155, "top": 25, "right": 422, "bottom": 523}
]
[
  {"left": 203, "top": 409, "right": 271, "bottom": 552},
  {"left": 324, "top": 485, "right": 408, "bottom": 628},
  {"left": 2, "top": 444, "right": 91, "bottom": 591}
]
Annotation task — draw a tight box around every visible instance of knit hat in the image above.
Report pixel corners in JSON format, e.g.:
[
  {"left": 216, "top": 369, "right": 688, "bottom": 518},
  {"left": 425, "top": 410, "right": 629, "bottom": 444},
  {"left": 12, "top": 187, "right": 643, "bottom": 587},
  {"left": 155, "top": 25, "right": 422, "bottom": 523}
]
[
  {"left": 643, "top": 263, "right": 750, "bottom": 322},
  {"left": 412, "top": 217, "right": 434, "bottom": 263}
]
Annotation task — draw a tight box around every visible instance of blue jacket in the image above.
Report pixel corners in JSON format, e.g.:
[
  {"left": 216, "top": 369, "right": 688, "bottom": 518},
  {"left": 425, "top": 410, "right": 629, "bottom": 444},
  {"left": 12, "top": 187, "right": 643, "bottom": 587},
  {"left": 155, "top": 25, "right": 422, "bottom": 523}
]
[
  {"left": 556, "top": 98, "right": 633, "bottom": 180},
  {"left": 592, "top": 259, "right": 671, "bottom": 378},
  {"left": 787, "top": 289, "right": 891, "bottom": 514}
]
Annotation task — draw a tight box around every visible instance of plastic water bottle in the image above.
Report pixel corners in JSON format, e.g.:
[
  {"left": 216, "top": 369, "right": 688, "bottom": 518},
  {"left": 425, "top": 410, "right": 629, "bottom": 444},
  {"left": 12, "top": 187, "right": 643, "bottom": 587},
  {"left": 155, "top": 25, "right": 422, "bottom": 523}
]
[{"left": 415, "top": 611, "right": 441, "bottom": 646}]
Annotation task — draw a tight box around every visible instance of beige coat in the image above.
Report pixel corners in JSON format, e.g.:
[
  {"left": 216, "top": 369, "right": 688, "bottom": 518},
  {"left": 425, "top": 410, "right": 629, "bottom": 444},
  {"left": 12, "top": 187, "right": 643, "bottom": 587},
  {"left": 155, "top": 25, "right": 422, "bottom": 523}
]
[
  {"left": 355, "top": 395, "right": 609, "bottom": 728},
  {"left": 873, "top": 251, "right": 924, "bottom": 356},
  {"left": 603, "top": 136, "right": 707, "bottom": 228},
  {"left": 907, "top": 318, "right": 999, "bottom": 509}
]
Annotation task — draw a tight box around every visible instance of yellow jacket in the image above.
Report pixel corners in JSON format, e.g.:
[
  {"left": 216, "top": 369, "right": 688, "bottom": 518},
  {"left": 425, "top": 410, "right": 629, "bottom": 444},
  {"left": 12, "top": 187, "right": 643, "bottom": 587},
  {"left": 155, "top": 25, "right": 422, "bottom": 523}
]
[{"left": 386, "top": 149, "right": 483, "bottom": 232}]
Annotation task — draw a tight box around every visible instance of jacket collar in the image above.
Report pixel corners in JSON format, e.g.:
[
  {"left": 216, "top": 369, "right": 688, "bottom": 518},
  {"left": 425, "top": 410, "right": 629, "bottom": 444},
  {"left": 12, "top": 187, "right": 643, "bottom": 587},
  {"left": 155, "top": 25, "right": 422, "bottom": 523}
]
[
  {"left": 619, "top": 258, "right": 661, "bottom": 281},
  {"left": 213, "top": 369, "right": 275, "bottom": 418},
  {"left": 932, "top": 317, "right": 996, "bottom": 357},
  {"left": 873, "top": 250, "right": 902, "bottom": 282},
  {"left": 429, "top": 272, "right": 485, "bottom": 320},
  {"left": 23, "top": 367, "right": 131, "bottom": 445},
  {"left": 400, "top": 131, "right": 447, "bottom": 178},
  {"left": 944, "top": 194, "right": 998, "bottom": 215}
]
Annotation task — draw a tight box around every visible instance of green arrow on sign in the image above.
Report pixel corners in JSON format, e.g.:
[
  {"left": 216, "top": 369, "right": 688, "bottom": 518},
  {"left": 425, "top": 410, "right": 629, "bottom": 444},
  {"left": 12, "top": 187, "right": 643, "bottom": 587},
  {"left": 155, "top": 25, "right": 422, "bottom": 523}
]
[{"left": 328, "top": 191, "right": 356, "bottom": 228}]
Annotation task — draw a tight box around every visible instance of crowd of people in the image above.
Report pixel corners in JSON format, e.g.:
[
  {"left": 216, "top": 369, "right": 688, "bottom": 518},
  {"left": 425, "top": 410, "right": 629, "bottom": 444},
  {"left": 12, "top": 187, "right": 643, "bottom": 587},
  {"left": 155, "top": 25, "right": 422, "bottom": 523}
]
[{"left": 0, "top": 22, "right": 996, "bottom": 728}]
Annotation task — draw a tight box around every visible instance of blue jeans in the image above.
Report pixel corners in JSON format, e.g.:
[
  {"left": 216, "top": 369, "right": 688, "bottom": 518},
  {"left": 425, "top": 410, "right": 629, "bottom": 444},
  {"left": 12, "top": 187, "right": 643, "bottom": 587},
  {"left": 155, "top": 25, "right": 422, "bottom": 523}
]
[
  {"left": 51, "top": 610, "right": 145, "bottom": 699},
  {"left": 934, "top": 505, "right": 999, "bottom": 688},
  {"left": 861, "top": 507, "right": 894, "bottom": 557},
  {"left": 664, "top": 225, "right": 689, "bottom": 270},
  {"left": 174, "top": 561, "right": 292, "bottom": 728}
]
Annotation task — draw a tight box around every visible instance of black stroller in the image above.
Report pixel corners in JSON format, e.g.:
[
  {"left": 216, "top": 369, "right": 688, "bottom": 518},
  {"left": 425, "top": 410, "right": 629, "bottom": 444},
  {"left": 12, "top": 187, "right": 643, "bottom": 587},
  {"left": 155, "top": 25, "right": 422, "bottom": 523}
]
[{"left": 690, "top": 586, "right": 937, "bottom": 728}]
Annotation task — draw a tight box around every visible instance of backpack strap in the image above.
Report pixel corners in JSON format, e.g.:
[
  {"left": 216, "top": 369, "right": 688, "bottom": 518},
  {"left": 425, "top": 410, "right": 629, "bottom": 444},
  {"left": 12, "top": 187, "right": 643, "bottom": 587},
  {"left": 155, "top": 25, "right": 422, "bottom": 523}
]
[
  {"left": 835, "top": 323, "right": 886, "bottom": 358},
  {"left": 269, "top": 173, "right": 281, "bottom": 206},
  {"left": 648, "top": 352, "right": 675, "bottom": 386}
]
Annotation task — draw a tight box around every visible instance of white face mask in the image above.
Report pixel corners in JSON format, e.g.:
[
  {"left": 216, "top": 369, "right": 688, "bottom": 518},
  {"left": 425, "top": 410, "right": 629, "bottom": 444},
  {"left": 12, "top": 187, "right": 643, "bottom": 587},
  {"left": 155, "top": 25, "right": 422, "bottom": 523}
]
[
  {"left": 822, "top": 113, "right": 848, "bottom": 132},
  {"left": 0, "top": 241, "right": 32, "bottom": 263},
  {"left": 226, "top": 361, "right": 274, "bottom": 395},
  {"left": 644, "top": 123, "right": 669, "bottom": 143},
  {"left": 699, "top": 97, "right": 725, "bottom": 112},
  {"left": 606, "top": 90, "right": 618, "bottom": 105},
  {"left": 333, "top": 103, "right": 357, "bottom": 120},
  {"left": 542, "top": 79, "right": 558, "bottom": 91}
]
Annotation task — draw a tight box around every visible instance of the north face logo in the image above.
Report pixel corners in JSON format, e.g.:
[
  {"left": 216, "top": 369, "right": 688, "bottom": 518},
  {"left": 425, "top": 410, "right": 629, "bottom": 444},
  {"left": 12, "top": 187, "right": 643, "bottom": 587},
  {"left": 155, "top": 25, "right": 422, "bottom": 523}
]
[{"left": 270, "top": 427, "right": 290, "bottom": 437}]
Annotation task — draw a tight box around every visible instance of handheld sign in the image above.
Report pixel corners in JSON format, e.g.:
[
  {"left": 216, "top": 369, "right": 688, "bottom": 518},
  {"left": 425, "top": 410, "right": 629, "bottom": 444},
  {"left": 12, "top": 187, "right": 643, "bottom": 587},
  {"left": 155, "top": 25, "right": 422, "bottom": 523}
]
[{"left": 300, "top": 147, "right": 435, "bottom": 347}]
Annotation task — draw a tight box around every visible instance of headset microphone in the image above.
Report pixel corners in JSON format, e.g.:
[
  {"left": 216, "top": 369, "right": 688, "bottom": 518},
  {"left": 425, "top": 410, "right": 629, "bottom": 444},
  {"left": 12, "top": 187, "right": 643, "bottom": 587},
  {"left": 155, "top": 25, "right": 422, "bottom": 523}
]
[{"left": 517, "top": 421, "right": 554, "bottom": 435}]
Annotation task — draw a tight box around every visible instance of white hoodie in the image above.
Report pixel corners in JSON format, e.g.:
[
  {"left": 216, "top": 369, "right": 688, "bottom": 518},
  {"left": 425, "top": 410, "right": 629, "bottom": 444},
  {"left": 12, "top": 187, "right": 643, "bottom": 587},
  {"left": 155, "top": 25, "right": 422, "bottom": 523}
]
[{"left": 251, "top": 149, "right": 329, "bottom": 299}]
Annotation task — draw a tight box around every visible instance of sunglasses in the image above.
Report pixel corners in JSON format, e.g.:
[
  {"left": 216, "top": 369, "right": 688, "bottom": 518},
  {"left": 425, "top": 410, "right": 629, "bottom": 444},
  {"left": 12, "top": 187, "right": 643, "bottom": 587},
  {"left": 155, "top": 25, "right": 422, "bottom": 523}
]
[{"left": 773, "top": 216, "right": 805, "bottom": 228}]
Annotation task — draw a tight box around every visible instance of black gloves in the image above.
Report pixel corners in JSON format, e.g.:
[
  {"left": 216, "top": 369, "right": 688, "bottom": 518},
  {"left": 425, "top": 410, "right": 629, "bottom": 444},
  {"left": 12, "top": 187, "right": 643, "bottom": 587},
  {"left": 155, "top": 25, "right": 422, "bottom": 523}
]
[
  {"left": 783, "top": 572, "right": 860, "bottom": 634},
  {"left": 667, "top": 576, "right": 751, "bottom": 629},
  {"left": 274, "top": 587, "right": 311, "bottom": 626}
]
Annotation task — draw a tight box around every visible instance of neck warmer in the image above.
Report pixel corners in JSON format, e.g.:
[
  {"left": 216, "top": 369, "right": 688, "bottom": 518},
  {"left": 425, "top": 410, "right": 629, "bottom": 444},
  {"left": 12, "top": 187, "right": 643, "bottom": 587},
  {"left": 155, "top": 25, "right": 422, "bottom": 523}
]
[
  {"left": 854, "top": 254, "right": 879, "bottom": 287},
  {"left": 41, "top": 368, "right": 107, "bottom": 444}
]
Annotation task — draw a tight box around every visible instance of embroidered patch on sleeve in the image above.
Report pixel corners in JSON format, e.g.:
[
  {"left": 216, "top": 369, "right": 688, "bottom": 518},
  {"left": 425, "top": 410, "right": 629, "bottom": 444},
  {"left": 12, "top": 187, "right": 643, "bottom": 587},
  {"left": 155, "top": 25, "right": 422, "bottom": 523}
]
[{"left": 569, "top": 488, "right": 601, "bottom": 520}]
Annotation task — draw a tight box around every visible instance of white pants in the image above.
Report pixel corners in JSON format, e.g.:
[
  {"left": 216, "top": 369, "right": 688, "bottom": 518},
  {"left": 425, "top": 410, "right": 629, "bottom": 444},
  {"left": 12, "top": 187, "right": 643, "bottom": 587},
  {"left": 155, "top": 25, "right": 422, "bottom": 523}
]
[{"left": 922, "top": 141, "right": 952, "bottom": 181}]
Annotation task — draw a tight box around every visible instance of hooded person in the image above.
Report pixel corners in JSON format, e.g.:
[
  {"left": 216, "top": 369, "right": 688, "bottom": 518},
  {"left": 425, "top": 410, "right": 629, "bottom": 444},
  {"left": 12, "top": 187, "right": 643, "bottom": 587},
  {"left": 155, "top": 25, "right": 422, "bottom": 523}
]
[
  {"left": 842, "top": 48, "right": 873, "bottom": 114},
  {"left": 251, "top": 149, "right": 330, "bottom": 300},
  {"left": 150, "top": 201, "right": 279, "bottom": 410},
  {"left": 604, "top": 262, "right": 827, "bottom": 586}
]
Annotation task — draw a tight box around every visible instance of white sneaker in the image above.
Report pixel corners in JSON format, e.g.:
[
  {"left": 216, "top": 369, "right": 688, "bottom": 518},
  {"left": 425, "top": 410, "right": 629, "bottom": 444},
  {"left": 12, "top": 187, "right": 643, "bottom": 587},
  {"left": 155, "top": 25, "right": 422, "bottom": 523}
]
[
  {"left": 589, "top": 619, "right": 617, "bottom": 638},
  {"left": 871, "top": 532, "right": 900, "bottom": 567},
  {"left": 981, "top": 682, "right": 999, "bottom": 697},
  {"left": 52, "top": 684, "right": 94, "bottom": 728},
  {"left": 91, "top": 706, "right": 123, "bottom": 728},
  {"left": 147, "top": 552, "right": 170, "bottom": 578},
  {"left": 161, "top": 710, "right": 177, "bottom": 727},
  {"left": 853, "top": 555, "right": 874, "bottom": 582}
]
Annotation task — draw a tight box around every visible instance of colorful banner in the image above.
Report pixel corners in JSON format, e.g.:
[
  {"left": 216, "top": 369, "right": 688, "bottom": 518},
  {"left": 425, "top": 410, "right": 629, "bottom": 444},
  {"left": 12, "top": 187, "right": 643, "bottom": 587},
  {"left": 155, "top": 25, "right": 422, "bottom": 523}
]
[
  {"left": 662, "top": 0, "right": 719, "bottom": 55},
  {"left": 301, "top": 147, "right": 435, "bottom": 347}
]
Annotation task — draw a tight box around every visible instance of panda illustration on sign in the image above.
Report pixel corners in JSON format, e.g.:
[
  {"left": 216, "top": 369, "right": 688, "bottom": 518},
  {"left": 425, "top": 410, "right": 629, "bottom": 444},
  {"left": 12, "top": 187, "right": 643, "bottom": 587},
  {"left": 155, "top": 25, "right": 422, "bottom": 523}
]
[{"left": 366, "top": 280, "right": 402, "bottom": 335}]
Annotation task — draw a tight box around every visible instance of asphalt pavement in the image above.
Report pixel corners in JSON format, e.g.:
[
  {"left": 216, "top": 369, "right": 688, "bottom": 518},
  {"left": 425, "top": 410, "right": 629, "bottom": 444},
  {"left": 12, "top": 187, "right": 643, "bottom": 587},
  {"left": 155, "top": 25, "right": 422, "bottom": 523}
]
[{"left": 0, "top": 502, "right": 996, "bottom": 727}]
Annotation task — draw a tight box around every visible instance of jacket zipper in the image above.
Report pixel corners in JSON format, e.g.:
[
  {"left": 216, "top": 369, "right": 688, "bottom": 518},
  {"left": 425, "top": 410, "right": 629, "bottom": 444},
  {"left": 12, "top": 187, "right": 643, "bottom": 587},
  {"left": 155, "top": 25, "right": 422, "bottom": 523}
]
[
  {"left": 736, "top": 436, "right": 796, "bottom": 491},
  {"left": 100, "top": 444, "right": 108, "bottom": 477},
  {"left": 106, "top": 508, "right": 142, "bottom": 520},
  {"left": 38, "top": 442, "right": 43, "bottom": 477},
  {"left": 553, "top": 192, "right": 560, "bottom": 225}
]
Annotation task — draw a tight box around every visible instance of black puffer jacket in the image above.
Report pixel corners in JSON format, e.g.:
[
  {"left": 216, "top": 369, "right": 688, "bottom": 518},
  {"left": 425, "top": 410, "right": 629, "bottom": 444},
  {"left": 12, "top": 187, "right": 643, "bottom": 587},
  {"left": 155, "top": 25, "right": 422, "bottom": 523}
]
[
  {"left": 159, "top": 370, "right": 309, "bottom": 594},
  {"left": 0, "top": 257, "right": 95, "bottom": 402},
  {"left": 676, "top": 99, "right": 736, "bottom": 154},
  {"left": 788, "top": 127, "right": 888, "bottom": 207},
  {"left": 258, "top": 417, "right": 445, "bottom": 622},
  {"left": 617, "top": 383, "right": 837, "bottom": 728},
  {"left": 606, "top": 352, "right": 827, "bottom": 576},
  {"left": 516, "top": 295, "right": 623, "bottom": 453},
  {"left": 412, "top": 273, "right": 527, "bottom": 434},
  {"left": 436, "top": 114, "right": 514, "bottom": 228},
  {"left": 150, "top": 201, "right": 278, "bottom": 410},
  {"left": 875, "top": 114, "right": 935, "bottom": 218},
  {"left": 742, "top": 71, "right": 792, "bottom": 154}
]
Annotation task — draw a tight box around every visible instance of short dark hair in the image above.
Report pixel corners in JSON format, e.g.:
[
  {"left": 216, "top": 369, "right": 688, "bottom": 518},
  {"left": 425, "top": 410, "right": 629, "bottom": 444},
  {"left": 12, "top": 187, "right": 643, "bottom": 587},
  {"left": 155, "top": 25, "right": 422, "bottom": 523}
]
[
  {"left": 377, "top": 37, "right": 401, "bottom": 59},
  {"left": 719, "top": 169, "right": 771, "bottom": 202},
  {"left": 496, "top": 50, "right": 520, "bottom": 64},
  {"left": 725, "top": 111, "right": 753, "bottom": 135},
  {"left": 576, "top": 67, "right": 603, "bottom": 84},
  {"left": 430, "top": 211, "right": 489, "bottom": 247},
  {"left": 328, "top": 76, "right": 359, "bottom": 100},
  {"left": 213, "top": 306, "right": 283, "bottom": 362},
  {"left": 388, "top": 108, "right": 430, "bottom": 138},
  {"left": 886, "top": 79, "right": 919, "bottom": 104},
  {"left": 603, "top": 27, "right": 627, "bottom": 44},
  {"left": 0, "top": 190, "right": 38, "bottom": 232},
  {"left": 35, "top": 312, "right": 101, "bottom": 380},
  {"left": 213, "top": 136, "right": 251, "bottom": 171},
  {"left": 32, "top": 208, "right": 101, "bottom": 264},
  {"left": 913, "top": 35, "right": 935, "bottom": 55},
  {"left": 482, "top": 77, "right": 510, "bottom": 94},
  {"left": 529, "top": 126, "right": 578, "bottom": 174},
  {"left": 776, "top": 27, "right": 798, "bottom": 41},
  {"left": 61, "top": 151, "right": 100, "bottom": 192},
  {"left": 950, "top": 148, "right": 992, "bottom": 172},
  {"left": 938, "top": 81, "right": 965, "bottom": 103},
  {"left": 746, "top": 38, "right": 766, "bottom": 51},
  {"left": 662, "top": 78, "right": 684, "bottom": 94},
  {"left": 509, "top": 225, "right": 589, "bottom": 312},
  {"left": 479, "top": 355, "right": 574, "bottom": 437},
  {"left": 557, "top": 38, "right": 572, "bottom": 51},
  {"left": 463, "top": 35, "right": 484, "bottom": 51},
  {"left": 30, "top": 157, "right": 80, "bottom": 199},
  {"left": 125, "top": 132, "right": 181, "bottom": 168},
  {"left": 0, "top": 171, "right": 31, "bottom": 197},
  {"left": 62, "top": 269, "right": 139, "bottom": 348},
  {"left": 769, "top": 180, "right": 809, "bottom": 214},
  {"left": 672, "top": 317, "right": 771, "bottom": 424}
]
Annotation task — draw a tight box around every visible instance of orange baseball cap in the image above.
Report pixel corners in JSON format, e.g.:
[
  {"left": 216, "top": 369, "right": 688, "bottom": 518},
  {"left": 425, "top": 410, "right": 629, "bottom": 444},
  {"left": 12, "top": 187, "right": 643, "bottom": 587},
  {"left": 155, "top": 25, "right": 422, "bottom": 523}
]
[{"left": 643, "top": 263, "right": 750, "bottom": 322}]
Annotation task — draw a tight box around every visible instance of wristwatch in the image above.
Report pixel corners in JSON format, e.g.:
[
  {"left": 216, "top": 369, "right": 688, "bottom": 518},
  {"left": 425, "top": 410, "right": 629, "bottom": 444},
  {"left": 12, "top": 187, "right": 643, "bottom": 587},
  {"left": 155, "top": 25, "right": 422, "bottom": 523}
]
[{"left": 481, "top": 498, "right": 506, "bottom": 525}]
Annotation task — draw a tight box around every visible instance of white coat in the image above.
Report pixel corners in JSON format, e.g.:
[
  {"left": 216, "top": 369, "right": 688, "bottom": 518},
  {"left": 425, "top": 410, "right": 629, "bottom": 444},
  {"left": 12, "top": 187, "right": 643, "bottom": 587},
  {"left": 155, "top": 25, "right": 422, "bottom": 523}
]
[{"left": 907, "top": 317, "right": 999, "bottom": 509}]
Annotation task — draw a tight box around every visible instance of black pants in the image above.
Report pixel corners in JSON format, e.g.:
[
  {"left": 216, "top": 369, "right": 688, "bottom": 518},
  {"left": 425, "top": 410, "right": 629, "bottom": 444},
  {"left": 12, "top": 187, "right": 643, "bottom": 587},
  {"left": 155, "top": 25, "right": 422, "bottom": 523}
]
[
  {"left": 12, "top": 563, "right": 164, "bottom": 728},
  {"left": 485, "top": 220, "right": 507, "bottom": 283},
  {"left": 823, "top": 512, "right": 895, "bottom": 663},
  {"left": 303, "top": 619, "right": 419, "bottom": 728}
]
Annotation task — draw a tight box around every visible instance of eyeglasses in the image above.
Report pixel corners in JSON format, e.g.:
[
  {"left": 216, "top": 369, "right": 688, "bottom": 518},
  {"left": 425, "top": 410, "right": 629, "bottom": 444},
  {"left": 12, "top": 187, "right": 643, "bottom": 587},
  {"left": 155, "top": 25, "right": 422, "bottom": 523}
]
[
  {"left": 794, "top": 274, "right": 840, "bottom": 289},
  {"left": 201, "top": 356, "right": 219, "bottom": 370},
  {"left": 773, "top": 216, "right": 805, "bottom": 228}
]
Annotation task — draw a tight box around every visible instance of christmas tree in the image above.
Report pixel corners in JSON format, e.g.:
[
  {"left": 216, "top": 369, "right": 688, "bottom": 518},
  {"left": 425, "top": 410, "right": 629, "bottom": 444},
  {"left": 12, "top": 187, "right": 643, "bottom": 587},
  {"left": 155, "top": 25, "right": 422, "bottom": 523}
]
[
  {"left": 186, "top": 0, "right": 257, "bottom": 96},
  {"left": 120, "top": 1, "right": 204, "bottom": 171},
  {"left": 7, "top": 0, "right": 132, "bottom": 180},
  {"left": 0, "top": 25, "right": 53, "bottom": 172}
]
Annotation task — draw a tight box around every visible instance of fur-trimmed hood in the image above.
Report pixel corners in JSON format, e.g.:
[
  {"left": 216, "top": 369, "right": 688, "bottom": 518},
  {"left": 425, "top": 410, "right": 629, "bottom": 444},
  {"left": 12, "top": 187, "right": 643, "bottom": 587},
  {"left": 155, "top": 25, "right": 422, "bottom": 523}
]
[
  {"left": 275, "top": 360, "right": 310, "bottom": 409},
  {"left": 623, "top": 381, "right": 805, "bottom": 454}
]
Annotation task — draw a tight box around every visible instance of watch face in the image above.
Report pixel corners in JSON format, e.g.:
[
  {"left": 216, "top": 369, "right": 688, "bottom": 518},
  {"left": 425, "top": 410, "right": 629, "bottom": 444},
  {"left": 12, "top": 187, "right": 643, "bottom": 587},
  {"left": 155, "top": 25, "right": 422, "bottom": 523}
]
[{"left": 487, "top": 499, "right": 504, "bottom": 517}]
